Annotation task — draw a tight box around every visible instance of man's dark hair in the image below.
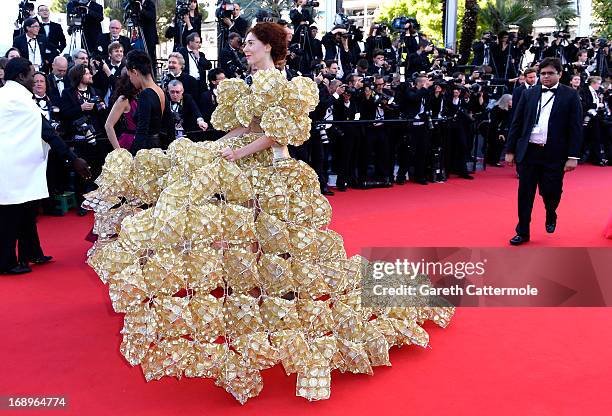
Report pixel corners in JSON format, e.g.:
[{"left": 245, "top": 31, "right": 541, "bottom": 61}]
[
  {"left": 523, "top": 67, "right": 537, "bottom": 76},
  {"left": 4, "top": 47, "right": 21, "bottom": 58},
  {"left": 357, "top": 58, "right": 369, "bottom": 70},
  {"left": 325, "top": 59, "right": 338, "bottom": 68},
  {"left": 228, "top": 32, "right": 241, "bottom": 42},
  {"left": 126, "top": 49, "right": 152, "bottom": 76},
  {"left": 4, "top": 57, "right": 32, "bottom": 82},
  {"left": 208, "top": 68, "right": 225, "bottom": 83},
  {"left": 23, "top": 17, "right": 39, "bottom": 30},
  {"left": 68, "top": 63, "right": 89, "bottom": 89},
  {"left": 186, "top": 32, "right": 200, "bottom": 44},
  {"left": 539, "top": 57, "right": 563, "bottom": 74},
  {"left": 372, "top": 48, "right": 385, "bottom": 58}
]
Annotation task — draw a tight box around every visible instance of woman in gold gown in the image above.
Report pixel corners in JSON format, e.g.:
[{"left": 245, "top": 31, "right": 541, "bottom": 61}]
[{"left": 85, "top": 23, "right": 454, "bottom": 404}]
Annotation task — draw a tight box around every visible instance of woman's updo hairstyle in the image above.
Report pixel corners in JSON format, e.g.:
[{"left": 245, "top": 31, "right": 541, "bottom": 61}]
[
  {"left": 248, "top": 22, "right": 288, "bottom": 65},
  {"left": 126, "top": 49, "right": 152, "bottom": 76}
]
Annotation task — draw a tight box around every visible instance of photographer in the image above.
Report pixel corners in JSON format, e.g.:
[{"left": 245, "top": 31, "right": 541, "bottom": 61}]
[
  {"left": 544, "top": 31, "right": 573, "bottom": 65},
  {"left": 368, "top": 49, "right": 392, "bottom": 77},
  {"left": 91, "top": 42, "right": 126, "bottom": 104},
  {"left": 472, "top": 32, "right": 494, "bottom": 66},
  {"left": 219, "top": 32, "right": 247, "bottom": 78},
  {"left": 66, "top": 0, "right": 103, "bottom": 55},
  {"left": 332, "top": 82, "right": 359, "bottom": 191},
  {"left": 199, "top": 68, "right": 226, "bottom": 140},
  {"left": 486, "top": 94, "right": 513, "bottom": 167},
  {"left": 124, "top": 0, "right": 159, "bottom": 76},
  {"left": 443, "top": 84, "right": 474, "bottom": 179},
  {"left": 12, "top": 18, "right": 49, "bottom": 72},
  {"left": 406, "top": 41, "right": 433, "bottom": 78},
  {"left": 47, "top": 56, "right": 68, "bottom": 108},
  {"left": 579, "top": 76, "right": 607, "bottom": 166},
  {"left": 167, "top": 79, "right": 208, "bottom": 141},
  {"left": 13, "top": 1, "right": 36, "bottom": 39},
  {"left": 165, "top": 0, "right": 202, "bottom": 50},
  {"left": 491, "top": 31, "right": 517, "bottom": 79},
  {"left": 177, "top": 33, "right": 213, "bottom": 92},
  {"left": 400, "top": 18, "right": 422, "bottom": 55},
  {"left": 59, "top": 63, "right": 109, "bottom": 214},
  {"left": 322, "top": 26, "right": 355, "bottom": 81},
  {"left": 529, "top": 33, "right": 549, "bottom": 66},
  {"left": 365, "top": 23, "right": 392, "bottom": 63},
  {"left": 0, "top": 58, "right": 90, "bottom": 275},
  {"left": 220, "top": 3, "right": 248, "bottom": 40},
  {"left": 38, "top": 5, "right": 67, "bottom": 61},
  {"left": 96, "top": 20, "right": 131, "bottom": 57}
]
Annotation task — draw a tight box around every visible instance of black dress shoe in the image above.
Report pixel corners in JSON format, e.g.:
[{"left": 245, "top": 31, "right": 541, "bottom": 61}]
[
  {"left": 509, "top": 235, "right": 530, "bottom": 245},
  {"left": 1, "top": 264, "right": 32, "bottom": 275},
  {"left": 545, "top": 222, "right": 556, "bottom": 233},
  {"left": 395, "top": 177, "right": 406, "bottom": 185},
  {"left": 31, "top": 255, "right": 53, "bottom": 264},
  {"left": 381, "top": 179, "right": 393, "bottom": 188},
  {"left": 321, "top": 188, "right": 335, "bottom": 196},
  {"left": 336, "top": 184, "right": 347, "bottom": 192},
  {"left": 414, "top": 179, "right": 428, "bottom": 185},
  {"left": 459, "top": 173, "right": 475, "bottom": 180}
]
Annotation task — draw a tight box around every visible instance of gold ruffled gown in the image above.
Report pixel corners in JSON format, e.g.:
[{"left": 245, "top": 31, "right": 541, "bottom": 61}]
[{"left": 85, "top": 69, "right": 454, "bottom": 404}]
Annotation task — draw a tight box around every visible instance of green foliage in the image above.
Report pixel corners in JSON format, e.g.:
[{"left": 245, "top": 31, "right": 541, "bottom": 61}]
[
  {"left": 592, "top": 0, "right": 612, "bottom": 37},
  {"left": 376, "top": 0, "right": 444, "bottom": 42},
  {"left": 479, "top": 0, "right": 537, "bottom": 34},
  {"left": 51, "top": 0, "right": 69, "bottom": 13}
]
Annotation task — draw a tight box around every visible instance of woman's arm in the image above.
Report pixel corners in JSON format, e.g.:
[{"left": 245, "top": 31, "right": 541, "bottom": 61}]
[
  {"left": 221, "top": 135, "right": 274, "bottom": 161},
  {"left": 105, "top": 96, "right": 129, "bottom": 149},
  {"left": 219, "top": 125, "right": 249, "bottom": 141}
]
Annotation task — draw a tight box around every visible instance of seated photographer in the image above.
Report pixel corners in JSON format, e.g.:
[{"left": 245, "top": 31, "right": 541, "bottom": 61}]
[
  {"left": 13, "top": 18, "right": 49, "bottom": 72},
  {"left": 104, "top": 73, "right": 139, "bottom": 151},
  {"left": 96, "top": 20, "right": 131, "bottom": 58},
  {"left": 167, "top": 79, "right": 208, "bottom": 141},
  {"left": 368, "top": 49, "right": 392, "bottom": 77},
  {"left": 5, "top": 48, "right": 22, "bottom": 60},
  {"left": 322, "top": 26, "right": 355, "bottom": 80},
  {"left": 177, "top": 33, "right": 213, "bottom": 92},
  {"left": 569, "top": 74, "right": 582, "bottom": 91},
  {"left": 165, "top": 0, "right": 202, "bottom": 49},
  {"left": 569, "top": 49, "right": 590, "bottom": 83},
  {"left": 92, "top": 41, "right": 126, "bottom": 104},
  {"left": 324, "top": 60, "right": 340, "bottom": 80},
  {"left": 486, "top": 94, "right": 512, "bottom": 167},
  {"left": 161, "top": 52, "right": 199, "bottom": 100},
  {"left": 66, "top": 0, "right": 103, "bottom": 55},
  {"left": 276, "top": 57, "right": 299, "bottom": 80},
  {"left": 59, "top": 63, "right": 109, "bottom": 214},
  {"left": 219, "top": 32, "right": 247, "bottom": 79},
  {"left": 579, "top": 76, "right": 607, "bottom": 166}
]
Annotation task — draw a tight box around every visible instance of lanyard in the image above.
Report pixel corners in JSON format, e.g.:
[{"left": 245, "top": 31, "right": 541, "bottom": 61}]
[
  {"left": 534, "top": 92, "right": 556, "bottom": 126},
  {"left": 189, "top": 51, "right": 199, "bottom": 67},
  {"left": 28, "top": 38, "right": 38, "bottom": 64}
]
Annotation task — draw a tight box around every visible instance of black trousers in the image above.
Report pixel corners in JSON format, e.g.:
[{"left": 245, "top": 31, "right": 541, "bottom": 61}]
[
  {"left": 516, "top": 144, "right": 565, "bottom": 237},
  {"left": 335, "top": 126, "right": 358, "bottom": 187},
  {"left": 409, "top": 125, "right": 430, "bottom": 181},
  {"left": 0, "top": 200, "right": 44, "bottom": 272}
]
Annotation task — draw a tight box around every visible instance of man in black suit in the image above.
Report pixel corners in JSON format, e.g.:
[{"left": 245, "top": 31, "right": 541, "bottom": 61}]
[
  {"left": 37, "top": 5, "right": 66, "bottom": 61},
  {"left": 368, "top": 49, "right": 392, "bottom": 76},
  {"left": 199, "top": 69, "right": 226, "bottom": 141},
  {"left": 406, "top": 41, "right": 433, "bottom": 78},
  {"left": 96, "top": 20, "right": 131, "bottom": 58},
  {"left": 221, "top": 3, "right": 248, "bottom": 40},
  {"left": 167, "top": 80, "right": 208, "bottom": 142},
  {"left": 579, "top": 76, "right": 606, "bottom": 166},
  {"left": 505, "top": 58, "right": 583, "bottom": 245},
  {"left": 47, "top": 56, "right": 68, "bottom": 108},
  {"left": 162, "top": 52, "right": 200, "bottom": 100},
  {"left": 136, "top": 0, "right": 159, "bottom": 76},
  {"left": 66, "top": 0, "right": 103, "bottom": 55},
  {"left": 511, "top": 67, "right": 538, "bottom": 120},
  {"left": 177, "top": 33, "right": 212, "bottom": 92},
  {"left": 92, "top": 42, "right": 126, "bottom": 104},
  {"left": 13, "top": 18, "right": 49, "bottom": 72},
  {"left": 219, "top": 33, "right": 246, "bottom": 78},
  {"left": 472, "top": 33, "right": 494, "bottom": 66}
]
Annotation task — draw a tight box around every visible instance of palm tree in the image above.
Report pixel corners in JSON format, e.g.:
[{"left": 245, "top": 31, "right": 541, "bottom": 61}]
[
  {"left": 457, "top": 0, "right": 479, "bottom": 64},
  {"left": 479, "top": 0, "right": 538, "bottom": 34}
]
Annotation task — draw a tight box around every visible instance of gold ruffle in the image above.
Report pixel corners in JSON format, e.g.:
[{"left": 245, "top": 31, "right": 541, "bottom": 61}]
[{"left": 88, "top": 124, "right": 454, "bottom": 403}]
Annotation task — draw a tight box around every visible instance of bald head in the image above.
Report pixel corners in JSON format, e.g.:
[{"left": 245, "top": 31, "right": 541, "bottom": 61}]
[{"left": 52, "top": 56, "right": 68, "bottom": 77}]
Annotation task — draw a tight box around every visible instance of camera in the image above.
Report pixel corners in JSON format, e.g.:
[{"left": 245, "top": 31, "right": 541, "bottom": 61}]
[
  {"left": 175, "top": 0, "right": 190, "bottom": 17},
  {"left": 304, "top": 0, "right": 320, "bottom": 6},
  {"left": 67, "top": 0, "right": 91, "bottom": 27},
  {"left": 596, "top": 38, "right": 609, "bottom": 48},
  {"left": 553, "top": 31, "right": 571, "bottom": 39},
  {"left": 88, "top": 95, "right": 105, "bottom": 111},
  {"left": 73, "top": 116, "right": 97, "bottom": 144},
  {"left": 18, "top": 0, "right": 35, "bottom": 24},
  {"left": 216, "top": 0, "right": 235, "bottom": 20},
  {"left": 392, "top": 16, "right": 420, "bottom": 32}
]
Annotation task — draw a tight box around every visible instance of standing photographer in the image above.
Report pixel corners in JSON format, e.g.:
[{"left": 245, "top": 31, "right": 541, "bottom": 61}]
[
  {"left": 365, "top": 24, "right": 392, "bottom": 63},
  {"left": 66, "top": 0, "right": 103, "bottom": 55},
  {"left": 165, "top": 0, "right": 202, "bottom": 50},
  {"left": 38, "top": 5, "right": 67, "bottom": 61},
  {"left": 177, "top": 33, "right": 212, "bottom": 92},
  {"left": 472, "top": 32, "right": 494, "bottom": 66},
  {"left": 220, "top": 3, "right": 248, "bottom": 40},
  {"left": 579, "top": 76, "right": 607, "bottom": 166},
  {"left": 322, "top": 26, "right": 355, "bottom": 80}
]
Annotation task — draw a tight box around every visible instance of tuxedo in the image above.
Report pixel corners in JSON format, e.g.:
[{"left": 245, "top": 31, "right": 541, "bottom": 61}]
[
  {"left": 96, "top": 33, "right": 131, "bottom": 56},
  {"left": 163, "top": 72, "right": 200, "bottom": 101},
  {"left": 165, "top": 14, "right": 201, "bottom": 49},
  {"left": 510, "top": 83, "right": 536, "bottom": 121},
  {"left": 47, "top": 74, "right": 67, "bottom": 107},
  {"left": 169, "top": 93, "right": 204, "bottom": 140},
  {"left": 177, "top": 46, "right": 212, "bottom": 89},
  {"left": 579, "top": 86, "right": 606, "bottom": 164},
  {"left": 93, "top": 60, "right": 126, "bottom": 103},
  {"left": 406, "top": 51, "right": 430, "bottom": 77},
  {"left": 138, "top": 0, "right": 159, "bottom": 75},
  {"left": 39, "top": 20, "right": 66, "bottom": 59},
  {"left": 13, "top": 34, "right": 49, "bottom": 70},
  {"left": 403, "top": 34, "right": 421, "bottom": 55},
  {"left": 227, "top": 16, "right": 248, "bottom": 38},
  {"left": 472, "top": 41, "right": 493, "bottom": 66},
  {"left": 322, "top": 33, "right": 354, "bottom": 79},
  {"left": 66, "top": 0, "right": 103, "bottom": 54},
  {"left": 199, "top": 89, "right": 218, "bottom": 123},
  {"left": 506, "top": 83, "right": 583, "bottom": 237}
]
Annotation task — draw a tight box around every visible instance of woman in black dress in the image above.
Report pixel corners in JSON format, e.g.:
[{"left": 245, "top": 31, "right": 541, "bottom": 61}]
[{"left": 125, "top": 50, "right": 168, "bottom": 154}]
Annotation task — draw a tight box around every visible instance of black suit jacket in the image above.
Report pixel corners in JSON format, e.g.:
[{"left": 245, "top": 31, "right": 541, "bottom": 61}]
[
  {"left": 39, "top": 21, "right": 66, "bottom": 59},
  {"left": 198, "top": 89, "right": 217, "bottom": 123},
  {"left": 506, "top": 84, "right": 583, "bottom": 164},
  {"left": 96, "top": 33, "right": 131, "bottom": 56},
  {"left": 163, "top": 72, "right": 200, "bottom": 100},
  {"left": 171, "top": 93, "right": 204, "bottom": 138},
  {"left": 177, "top": 47, "right": 212, "bottom": 88},
  {"left": 218, "top": 46, "right": 245, "bottom": 78},
  {"left": 13, "top": 34, "right": 49, "bottom": 69},
  {"left": 578, "top": 86, "right": 599, "bottom": 115},
  {"left": 47, "top": 74, "right": 67, "bottom": 108},
  {"left": 67, "top": 0, "right": 103, "bottom": 54},
  {"left": 139, "top": 0, "right": 159, "bottom": 47},
  {"left": 229, "top": 16, "right": 248, "bottom": 38}
]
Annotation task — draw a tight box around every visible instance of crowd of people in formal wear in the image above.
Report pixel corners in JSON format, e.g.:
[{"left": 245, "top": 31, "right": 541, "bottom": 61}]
[{"left": 1, "top": 1, "right": 610, "bottom": 202}]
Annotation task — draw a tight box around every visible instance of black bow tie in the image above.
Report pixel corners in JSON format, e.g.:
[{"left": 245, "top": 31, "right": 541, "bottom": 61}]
[
  {"left": 542, "top": 87, "right": 557, "bottom": 93},
  {"left": 42, "top": 23, "right": 49, "bottom": 26},
  {"left": 55, "top": 77, "right": 64, "bottom": 83}
]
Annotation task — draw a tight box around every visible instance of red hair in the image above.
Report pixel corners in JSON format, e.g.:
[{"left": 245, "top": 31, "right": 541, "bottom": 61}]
[{"left": 248, "top": 22, "right": 288, "bottom": 65}]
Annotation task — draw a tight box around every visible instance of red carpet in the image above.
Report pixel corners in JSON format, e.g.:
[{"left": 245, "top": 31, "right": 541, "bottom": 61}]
[{"left": 1, "top": 165, "right": 611, "bottom": 415}]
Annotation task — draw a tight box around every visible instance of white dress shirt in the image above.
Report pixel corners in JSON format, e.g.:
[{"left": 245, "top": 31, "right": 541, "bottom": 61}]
[
  {"left": 529, "top": 83, "right": 559, "bottom": 145},
  {"left": 187, "top": 48, "right": 200, "bottom": 80},
  {"left": 26, "top": 35, "right": 42, "bottom": 69}
]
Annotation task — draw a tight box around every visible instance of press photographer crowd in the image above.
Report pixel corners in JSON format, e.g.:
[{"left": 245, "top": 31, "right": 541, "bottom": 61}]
[{"left": 1, "top": 0, "right": 610, "bottom": 210}]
